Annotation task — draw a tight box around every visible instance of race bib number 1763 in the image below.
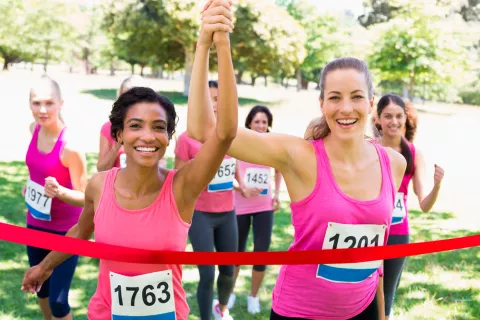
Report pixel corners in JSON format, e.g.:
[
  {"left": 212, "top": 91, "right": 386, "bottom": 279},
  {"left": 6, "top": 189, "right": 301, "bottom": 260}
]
[{"left": 110, "top": 270, "right": 176, "bottom": 320}]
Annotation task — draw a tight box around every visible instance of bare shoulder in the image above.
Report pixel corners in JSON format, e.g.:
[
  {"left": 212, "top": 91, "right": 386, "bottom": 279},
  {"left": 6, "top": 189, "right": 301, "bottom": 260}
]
[
  {"left": 29, "top": 122, "right": 36, "bottom": 134},
  {"left": 62, "top": 131, "right": 86, "bottom": 161},
  {"left": 86, "top": 171, "right": 107, "bottom": 201}
]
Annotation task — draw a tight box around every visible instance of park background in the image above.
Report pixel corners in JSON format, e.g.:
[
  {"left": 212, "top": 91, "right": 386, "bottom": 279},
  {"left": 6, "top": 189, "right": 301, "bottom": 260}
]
[{"left": 1, "top": 0, "right": 480, "bottom": 319}]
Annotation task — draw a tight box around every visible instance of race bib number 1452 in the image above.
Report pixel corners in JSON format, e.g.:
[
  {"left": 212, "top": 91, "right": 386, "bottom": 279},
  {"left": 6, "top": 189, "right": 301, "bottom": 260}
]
[
  {"left": 25, "top": 179, "right": 52, "bottom": 221},
  {"left": 110, "top": 270, "right": 176, "bottom": 320},
  {"left": 316, "top": 222, "right": 386, "bottom": 283}
]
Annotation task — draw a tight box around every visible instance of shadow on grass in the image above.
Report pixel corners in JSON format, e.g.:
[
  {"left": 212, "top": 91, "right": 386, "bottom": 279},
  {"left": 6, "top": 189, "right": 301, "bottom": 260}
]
[{"left": 81, "top": 89, "right": 278, "bottom": 107}]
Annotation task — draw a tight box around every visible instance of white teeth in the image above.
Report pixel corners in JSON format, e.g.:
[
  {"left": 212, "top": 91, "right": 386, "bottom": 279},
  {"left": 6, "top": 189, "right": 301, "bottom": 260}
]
[
  {"left": 337, "top": 119, "right": 357, "bottom": 125},
  {"left": 135, "top": 147, "right": 157, "bottom": 152}
]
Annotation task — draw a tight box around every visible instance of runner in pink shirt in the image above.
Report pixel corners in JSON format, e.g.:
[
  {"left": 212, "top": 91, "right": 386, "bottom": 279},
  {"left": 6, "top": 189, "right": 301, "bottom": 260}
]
[
  {"left": 175, "top": 79, "right": 239, "bottom": 320},
  {"left": 188, "top": 6, "right": 407, "bottom": 315},
  {"left": 21, "top": 7, "right": 237, "bottom": 319},
  {"left": 228, "top": 105, "right": 283, "bottom": 314},
  {"left": 373, "top": 94, "right": 444, "bottom": 319}
]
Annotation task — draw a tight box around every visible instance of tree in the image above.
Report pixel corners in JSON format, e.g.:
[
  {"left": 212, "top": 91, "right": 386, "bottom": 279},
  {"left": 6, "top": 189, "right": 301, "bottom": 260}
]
[
  {"left": 368, "top": 16, "right": 469, "bottom": 100},
  {"left": 277, "top": 0, "right": 342, "bottom": 89},
  {"left": 0, "top": 0, "right": 31, "bottom": 70},
  {"left": 231, "top": 0, "right": 306, "bottom": 86}
]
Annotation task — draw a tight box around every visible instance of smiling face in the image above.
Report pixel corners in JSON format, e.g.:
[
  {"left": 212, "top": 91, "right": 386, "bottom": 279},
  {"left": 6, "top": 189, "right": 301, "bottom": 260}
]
[
  {"left": 29, "top": 83, "right": 63, "bottom": 128},
  {"left": 117, "top": 102, "right": 169, "bottom": 168},
  {"left": 249, "top": 112, "right": 269, "bottom": 133},
  {"left": 320, "top": 69, "right": 374, "bottom": 141},
  {"left": 377, "top": 102, "right": 406, "bottom": 138}
]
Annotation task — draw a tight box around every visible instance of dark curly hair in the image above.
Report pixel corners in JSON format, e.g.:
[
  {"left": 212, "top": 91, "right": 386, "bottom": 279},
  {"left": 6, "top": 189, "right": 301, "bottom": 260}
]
[
  {"left": 245, "top": 105, "right": 273, "bottom": 132},
  {"left": 375, "top": 93, "right": 418, "bottom": 174},
  {"left": 109, "top": 87, "right": 178, "bottom": 141}
]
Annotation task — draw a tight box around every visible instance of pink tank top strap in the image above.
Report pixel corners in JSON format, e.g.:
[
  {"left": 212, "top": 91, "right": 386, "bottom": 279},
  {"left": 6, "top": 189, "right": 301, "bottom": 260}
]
[{"left": 409, "top": 142, "right": 416, "bottom": 174}]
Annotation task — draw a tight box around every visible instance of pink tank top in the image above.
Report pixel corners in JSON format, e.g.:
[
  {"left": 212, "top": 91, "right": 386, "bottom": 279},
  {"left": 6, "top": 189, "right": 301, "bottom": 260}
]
[
  {"left": 390, "top": 142, "right": 415, "bottom": 235},
  {"left": 272, "top": 139, "right": 396, "bottom": 319},
  {"left": 174, "top": 132, "right": 234, "bottom": 213},
  {"left": 234, "top": 160, "right": 273, "bottom": 215},
  {"left": 25, "top": 125, "right": 82, "bottom": 232},
  {"left": 100, "top": 121, "right": 125, "bottom": 168},
  {"left": 88, "top": 168, "right": 190, "bottom": 320}
]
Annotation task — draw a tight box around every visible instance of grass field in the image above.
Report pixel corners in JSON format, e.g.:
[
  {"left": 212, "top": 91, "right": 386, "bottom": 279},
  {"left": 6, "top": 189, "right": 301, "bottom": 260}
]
[
  {"left": 0, "top": 68, "right": 479, "bottom": 319},
  {"left": 0, "top": 153, "right": 479, "bottom": 319}
]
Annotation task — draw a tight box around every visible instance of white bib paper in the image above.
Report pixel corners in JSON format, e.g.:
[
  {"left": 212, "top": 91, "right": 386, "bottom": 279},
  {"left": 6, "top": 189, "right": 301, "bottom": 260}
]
[
  {"left": 208, "top": 158, "right": 235, "bottom": 193},
  {"left": 391, "top": 192, "right": 406, "bottom": 225},
  {"left": 244, "top": 167, "right": 270, "bottom": 195},
  {"left": 120, "top": 153, "right": 127, "bottom": 168},
  {"left": 110, "top": 270, "right": 176, "bottom": 319},
  {"left": 25, "top": 179, "right": 52, "bottom": 221},
  {"left": 317, "top": 222, "right": 386, "bottom": 283}
]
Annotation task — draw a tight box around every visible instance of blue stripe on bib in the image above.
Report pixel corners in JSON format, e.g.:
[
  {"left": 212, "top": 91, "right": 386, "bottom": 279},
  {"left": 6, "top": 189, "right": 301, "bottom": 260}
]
[
  {"left": 391, "top": 216, "right": 403, "bottom": 225},
  {"left": 112, "top": 312, "right": 176, "bottom": 320},
  {"left": 208, "top": 181, "right": 234, "bottom": 192},
  {"left": 317, "top": 264, "right": 377, "bottom": 283},
  {"left": 27, "top": 203, "right": 51, "bottom": 221}
]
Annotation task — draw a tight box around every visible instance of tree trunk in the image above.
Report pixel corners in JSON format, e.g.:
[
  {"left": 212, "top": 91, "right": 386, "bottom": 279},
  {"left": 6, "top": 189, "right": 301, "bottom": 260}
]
[
  {"left": 183, "top": 45, "right": 195, "bottom": 96},
  {"left": 402, "top": 85, "right": 408, "bottom": 98},
  {"left": 251, "top": 74, "right": 257, "bottom": 86},
  {"left": 285, "top": 78, "right": 289, "bottom": 88},
  {"left": 264, "top": 75, "right": 268, "bottom": 87},
  {"left": 140, "top": 63, "right": 145, "bottom": 76},
  {"left": 158, "top": 66, "right": 164, "bottom": 79},
  {"left": 301, "top": 79, "right": 309, "bottom": 90},
  {"left": 44, "top": 40, "right": 50, "bottom": 73},
  {"left": 3, "top": 60, "right": 8, "bottom": 70},
  {"left": 130, "top": 63, "right": 135, "bottom": 74},
  {"left": 110, "top": 59, "right": 115, "bottom": 76},
  {"left": 236, "top": 71, "right": 243, "bottom": 84},
  {"left": 408, "top": 70, "right": 416, "bottom": 100},
  {"left": 296, "top": 68, "right": 302, "bottom": 91}
]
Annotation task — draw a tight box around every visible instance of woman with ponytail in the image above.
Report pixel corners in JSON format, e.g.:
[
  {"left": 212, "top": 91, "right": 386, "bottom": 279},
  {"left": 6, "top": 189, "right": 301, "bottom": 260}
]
[{"left": 373, "top": 94, "right": 445, "bottom": 319}]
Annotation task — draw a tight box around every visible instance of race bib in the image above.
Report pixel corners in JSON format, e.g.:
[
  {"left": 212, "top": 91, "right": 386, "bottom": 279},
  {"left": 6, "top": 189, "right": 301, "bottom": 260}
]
[
  {"left": 120, "top": 153, "right": 127, "bottom": 168},
  {"left": 25, "top": 179, "right": 52, "bottom": 221},
  {"left": 110, "top": 270, "right": 176, "bottom": 320},
  {"left": 391, "top": 192, "right": 406, "bottom": 225},
  {"left": 317, "top": 222, "right": 386, "bottom": 283},
  {"left": 208, "top": 158, "right": 236, "bottom": 193},
  {"left": 244, "top": 167, "right": 270, "bottom": 195}
]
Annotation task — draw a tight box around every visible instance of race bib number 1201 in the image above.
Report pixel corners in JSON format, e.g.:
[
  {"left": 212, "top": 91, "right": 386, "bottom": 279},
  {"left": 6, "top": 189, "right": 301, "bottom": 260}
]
[
  {"left": 317, "top": 222, "right": 386, "bottom": 283},
  {"left": 208, "top": 158, "right": 236, "bottom": 193},
  {"left": 110, "top": 270, "right": 176, "bottom": 320},
  {"left": 391, "top": 192, "right": 406, "bottom": 225},
  {"left": 25, "top": 179, "right": 52, "bottom": 221}
]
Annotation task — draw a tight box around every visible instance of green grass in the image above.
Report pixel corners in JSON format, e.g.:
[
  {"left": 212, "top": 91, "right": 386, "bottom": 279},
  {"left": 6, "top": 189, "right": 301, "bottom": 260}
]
[
  {"left": 0, "top": 158, "right": 479, "bottom": 319},
  {"left": 81, "top": 89, "right": 278, "bottom": 107}
]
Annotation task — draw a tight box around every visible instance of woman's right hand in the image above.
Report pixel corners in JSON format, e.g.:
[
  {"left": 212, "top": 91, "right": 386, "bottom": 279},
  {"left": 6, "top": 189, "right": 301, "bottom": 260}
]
[
  {"left": 21, "top": 264, "right": 52, "bottom": 294},
  {"left": 198, "top": 0, "right": 234, "bottom": 48},
  {"left": 241, "top": 187, "right": 264, "bottom": 198}
]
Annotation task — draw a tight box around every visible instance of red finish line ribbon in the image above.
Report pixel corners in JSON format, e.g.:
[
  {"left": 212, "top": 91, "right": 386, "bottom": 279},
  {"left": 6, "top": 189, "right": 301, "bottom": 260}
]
[{"left": 1, "top": 222, "right": 479, "bottom": 265}]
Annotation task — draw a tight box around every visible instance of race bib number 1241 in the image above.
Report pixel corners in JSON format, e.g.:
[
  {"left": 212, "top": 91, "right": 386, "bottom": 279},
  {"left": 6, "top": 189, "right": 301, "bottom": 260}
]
[
  {"left": 25, "top": 179, "right": 52, "bottom": 221},
  {"left": 110, "top": 270, "right": 176, "bottom": 320}
]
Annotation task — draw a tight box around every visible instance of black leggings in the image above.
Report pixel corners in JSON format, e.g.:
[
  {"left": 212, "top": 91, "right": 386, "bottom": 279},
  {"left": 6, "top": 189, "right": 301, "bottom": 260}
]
[
  {"left": 384, "top": 234, "right": 410, "bottom": 316},
  {"left": 270, "top": 296, "right": 378, "bottom": 320},
  {"left": 236, "top": 210, "right": 274, "bottom": 272},
  {"left": 26, "top": 225, "right": 79, "bottom": 318},
  {"left": 189, "top": 210, "right": 238, "bottom": 320}
]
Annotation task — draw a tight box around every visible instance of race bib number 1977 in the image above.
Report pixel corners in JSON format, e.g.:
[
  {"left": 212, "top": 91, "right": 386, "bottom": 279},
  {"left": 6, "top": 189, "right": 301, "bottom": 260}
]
[
  {"left": 317, "top": 222, "right": 386, "bottom": 283},
  {"left": 25, "top": 179, "right": 52, "bottom": 221},
  {"left": 110, "top": 270, "right": 176, "bottom": 320}
]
